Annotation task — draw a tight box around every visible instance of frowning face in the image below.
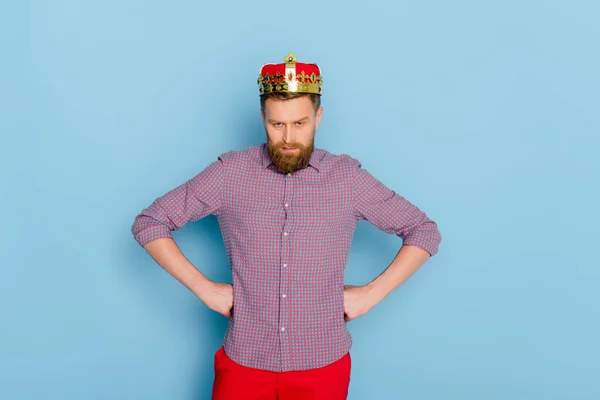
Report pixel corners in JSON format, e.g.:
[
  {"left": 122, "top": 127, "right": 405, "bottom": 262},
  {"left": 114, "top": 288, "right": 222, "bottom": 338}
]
[{"left": 261, "top": 96, "right": 323, "bottom": 174}]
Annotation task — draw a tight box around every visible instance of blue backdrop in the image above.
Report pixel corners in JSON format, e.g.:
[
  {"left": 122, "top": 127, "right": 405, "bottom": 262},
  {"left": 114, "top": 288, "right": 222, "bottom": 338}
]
[{"left": 1, "top": 1, "right": 599, "bottom": 399}]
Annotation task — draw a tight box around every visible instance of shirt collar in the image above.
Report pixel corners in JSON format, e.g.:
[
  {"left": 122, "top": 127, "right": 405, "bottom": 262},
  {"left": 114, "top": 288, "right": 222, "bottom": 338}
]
[{"left": 260, "top": 142, "right": 322, "bottom": 172}]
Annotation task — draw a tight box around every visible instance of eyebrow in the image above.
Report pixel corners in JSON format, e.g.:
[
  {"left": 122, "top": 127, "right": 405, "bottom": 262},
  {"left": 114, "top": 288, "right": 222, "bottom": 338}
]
[{"left": 268, "top": 117, "right": 309, "bottom": 124}]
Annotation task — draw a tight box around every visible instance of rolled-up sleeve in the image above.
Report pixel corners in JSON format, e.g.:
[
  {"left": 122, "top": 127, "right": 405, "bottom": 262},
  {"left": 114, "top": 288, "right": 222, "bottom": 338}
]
[
  {"left": 131, "top": 158, "right": 224, "bottom": 247},
  {"left": 352, "top": 161, "right": 441, "bottom": 256}
]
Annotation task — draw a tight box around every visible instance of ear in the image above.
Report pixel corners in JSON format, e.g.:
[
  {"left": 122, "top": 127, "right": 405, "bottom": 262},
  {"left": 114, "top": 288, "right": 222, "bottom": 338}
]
[
  {"left": 314, "top": 106, "right": 323, "bottom": 130},
  {"left": 260, "top": 108, "right": 266, "bottom": 124}
]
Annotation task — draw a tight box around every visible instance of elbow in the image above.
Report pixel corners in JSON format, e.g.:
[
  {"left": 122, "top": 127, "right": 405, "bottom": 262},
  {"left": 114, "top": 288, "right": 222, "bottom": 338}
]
[
  {"left": 402, "top": 220, "right": 442, "bottom": 257},
  {"left": 131, "top": 214, "right": 173, "bottom": 248},
  {"left": 130, "top": 215, "right": 145, "bottom": 244}
]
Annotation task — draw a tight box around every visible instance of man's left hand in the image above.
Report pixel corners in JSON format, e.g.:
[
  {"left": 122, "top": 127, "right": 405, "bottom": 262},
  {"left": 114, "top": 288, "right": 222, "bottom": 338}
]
[{"left": 343, "top": 284, "right": 377, "bottom": 321}]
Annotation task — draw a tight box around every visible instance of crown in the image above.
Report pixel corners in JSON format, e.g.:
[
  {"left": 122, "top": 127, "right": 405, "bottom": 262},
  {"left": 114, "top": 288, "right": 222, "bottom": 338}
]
[{"left": 257, "top": 52, "right": 323, "bottom": 95}]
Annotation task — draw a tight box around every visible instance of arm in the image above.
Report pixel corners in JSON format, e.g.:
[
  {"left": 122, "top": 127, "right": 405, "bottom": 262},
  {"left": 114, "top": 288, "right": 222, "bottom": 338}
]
[
  {"left": 131, "top": 158, "right": 233, "bottom": 317},
  {"left": 344, "top": 160, "right": 442, "bottom": 320},
  {"left": 143, "top": 238, "right": 233, "bottom": 317},
  {"left": 131, "top": 159, "right": 224, "bottom": 246},
  {"left": 351, "top": 161, "right": 441, "bottom": 257}
]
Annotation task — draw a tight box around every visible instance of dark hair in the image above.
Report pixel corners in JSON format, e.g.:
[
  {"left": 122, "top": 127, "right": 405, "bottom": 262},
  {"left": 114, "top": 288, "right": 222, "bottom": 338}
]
[{"left": 260, "top": 92, "right": 321, "bottom": 112}]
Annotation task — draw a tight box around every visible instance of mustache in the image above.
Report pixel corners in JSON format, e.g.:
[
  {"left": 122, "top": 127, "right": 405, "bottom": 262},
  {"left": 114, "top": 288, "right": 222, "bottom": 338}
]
[{"left": 274, "top": 142, "right": 305, "bottom": 150}]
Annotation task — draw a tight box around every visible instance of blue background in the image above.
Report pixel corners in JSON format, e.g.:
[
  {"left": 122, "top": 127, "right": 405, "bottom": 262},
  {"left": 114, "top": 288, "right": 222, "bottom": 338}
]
[{"left": 1, "top": 1, "right": 599, "bottom": 399}]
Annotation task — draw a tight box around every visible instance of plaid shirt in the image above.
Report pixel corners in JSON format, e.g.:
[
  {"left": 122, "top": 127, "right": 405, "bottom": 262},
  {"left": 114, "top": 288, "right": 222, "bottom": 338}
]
[{"left": 131, "top": 143, "right": 441, "bottom": 372}]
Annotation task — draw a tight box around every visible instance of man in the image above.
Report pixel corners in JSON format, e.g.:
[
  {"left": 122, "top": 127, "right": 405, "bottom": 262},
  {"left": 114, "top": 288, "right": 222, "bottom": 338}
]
[{"left": 131, "top": 52, "right": 441, "bottom": 400}]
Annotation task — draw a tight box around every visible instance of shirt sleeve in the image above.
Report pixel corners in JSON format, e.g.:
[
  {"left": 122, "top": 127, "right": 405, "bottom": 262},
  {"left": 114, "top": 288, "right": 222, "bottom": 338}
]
[
  {"left": 131, "top": 158, "right": 224, "bottom": 247},
  {"left": 352, "top": 161, "right": 441, "bottom": 256}
]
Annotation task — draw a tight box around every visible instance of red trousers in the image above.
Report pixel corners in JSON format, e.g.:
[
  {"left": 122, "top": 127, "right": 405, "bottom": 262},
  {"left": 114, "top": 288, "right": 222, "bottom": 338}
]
[{"left": 211, "top": 346, "right": 351, "bottom": 400}]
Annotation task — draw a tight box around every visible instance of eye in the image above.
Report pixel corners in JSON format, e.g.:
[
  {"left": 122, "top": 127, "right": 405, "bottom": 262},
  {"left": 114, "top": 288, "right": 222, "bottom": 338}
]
[
  {"left": 295, "top": 121, "right": 304, "bottom": 127},
  {"left": 273, "top": 122, "right": 283, "bottom": 127}
]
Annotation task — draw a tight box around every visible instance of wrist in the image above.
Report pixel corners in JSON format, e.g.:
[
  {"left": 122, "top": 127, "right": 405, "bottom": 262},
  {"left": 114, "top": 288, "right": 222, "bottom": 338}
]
[
  {"left": 366, "top": 280, "right": 390, "bottom": 304},
  {"left": 191, "top": 275, "right": 214, "bottom": 297}
]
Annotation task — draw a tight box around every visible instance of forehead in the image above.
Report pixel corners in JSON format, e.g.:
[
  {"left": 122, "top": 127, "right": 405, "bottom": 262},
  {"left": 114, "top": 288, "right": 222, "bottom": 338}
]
[{"left": 264, "top": 97, "right": 315, "bottom": 120}]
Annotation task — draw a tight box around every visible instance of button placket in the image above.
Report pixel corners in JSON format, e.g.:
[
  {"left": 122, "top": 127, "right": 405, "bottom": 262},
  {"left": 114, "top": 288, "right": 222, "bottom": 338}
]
[{"left": 280, "top": 172, "right": 292, "bottom": 345}]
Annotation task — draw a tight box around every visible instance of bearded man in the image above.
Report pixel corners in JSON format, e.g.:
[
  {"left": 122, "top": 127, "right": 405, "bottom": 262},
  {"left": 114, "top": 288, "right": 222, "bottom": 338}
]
[{"left": 131, "top": 52, "right": 442, "bottom": 400}]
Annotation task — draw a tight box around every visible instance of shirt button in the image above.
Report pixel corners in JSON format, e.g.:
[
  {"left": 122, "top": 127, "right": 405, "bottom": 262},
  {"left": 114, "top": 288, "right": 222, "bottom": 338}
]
[
  {"left": 287, "top": 173, "right": 291, "bottom": 177},
  {"left": 281, "top": 327, "right": 286, "bottom": 332},
  {"left": 281, "top": 294, "right": 287, "bottom": 298},
  {"left": 283, "top": 232, "right": 288, "bottom": 236},
  {"left": 284, "top": 203, "right": 289, "bottom": 208},
  {"left": 283, "top": 263, "right": 287, "bottom": 267}
]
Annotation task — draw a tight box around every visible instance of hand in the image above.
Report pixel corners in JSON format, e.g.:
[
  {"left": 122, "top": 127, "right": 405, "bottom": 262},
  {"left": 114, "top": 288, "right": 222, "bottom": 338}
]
[
  {"left": 343, "top": 284, "right": 376, "bottom": 321},
  {"left": 198, "top": 282, "right": 234, "bottom": 318}
]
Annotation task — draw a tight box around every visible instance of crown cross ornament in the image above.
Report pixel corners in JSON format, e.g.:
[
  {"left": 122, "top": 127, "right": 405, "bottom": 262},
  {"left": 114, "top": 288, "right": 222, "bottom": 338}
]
[
  {"left": 285, "top": 52, "right": 297, "bottom": 63},
  {"left": 258, "top": 52, "right": 323, "bottom": 95}
]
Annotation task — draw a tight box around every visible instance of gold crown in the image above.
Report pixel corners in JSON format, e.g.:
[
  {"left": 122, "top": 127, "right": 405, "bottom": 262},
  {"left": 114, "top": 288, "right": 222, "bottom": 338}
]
[{"left": 257, "top": 52, "right": 323, "bottom": 95}]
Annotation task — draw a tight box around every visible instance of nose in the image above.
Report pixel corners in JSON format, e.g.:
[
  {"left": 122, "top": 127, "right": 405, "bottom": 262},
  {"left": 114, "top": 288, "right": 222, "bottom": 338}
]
[{"left": 283, "top": 125, "right": 294, "bottom": 143}]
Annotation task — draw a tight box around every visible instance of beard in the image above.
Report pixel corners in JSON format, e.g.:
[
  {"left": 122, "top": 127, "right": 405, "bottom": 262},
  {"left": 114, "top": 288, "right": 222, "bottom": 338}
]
[{"left": 267, "top": 135, "right": 315, "bottom": 174}]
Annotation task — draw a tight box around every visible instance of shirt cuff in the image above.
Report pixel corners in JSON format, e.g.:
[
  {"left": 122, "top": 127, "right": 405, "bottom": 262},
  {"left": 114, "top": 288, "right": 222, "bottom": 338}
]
[
  {"left": 133, "top": 225, "right": 173, "bottom": 247},
  {"left": 402, "top": 230, "right": 441, "bottom": 257}
]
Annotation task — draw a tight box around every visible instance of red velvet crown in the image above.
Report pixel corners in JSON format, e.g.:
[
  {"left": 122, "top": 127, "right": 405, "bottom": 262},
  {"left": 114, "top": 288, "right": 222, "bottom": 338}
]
[{"left": 257, "top": 52, "right": 323, "bottom": 95}]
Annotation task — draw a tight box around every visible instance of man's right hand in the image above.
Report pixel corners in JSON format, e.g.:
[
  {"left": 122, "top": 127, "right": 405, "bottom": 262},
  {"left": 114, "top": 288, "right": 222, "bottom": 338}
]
[
  {"left": 141, "top": 238, "right": 234, "bottom": 318},
  {"left": 198, "top": 282, "right": 234, "bottom": 318}
]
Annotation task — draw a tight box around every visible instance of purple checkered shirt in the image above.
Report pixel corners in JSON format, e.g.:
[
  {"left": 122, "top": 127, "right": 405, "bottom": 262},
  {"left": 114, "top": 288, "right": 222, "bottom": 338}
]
[{"left": 131, "top": 143, "right": 441, "bottom": 372}]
